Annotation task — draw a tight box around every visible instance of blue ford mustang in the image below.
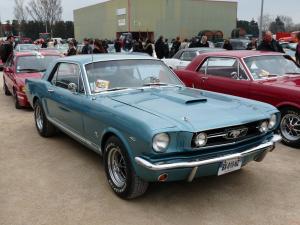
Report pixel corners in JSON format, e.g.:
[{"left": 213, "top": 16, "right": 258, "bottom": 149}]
[{"left": 25, "top": 54, "right": 281, "bottom": 199}]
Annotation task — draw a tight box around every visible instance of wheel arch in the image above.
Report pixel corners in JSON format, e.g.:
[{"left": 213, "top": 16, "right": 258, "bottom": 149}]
[
  {"left": 100, "top": 128, "right": 135, "bottom": 160},
  {"left": 276, "top": 103, "right": 300, "bottom": 112}
]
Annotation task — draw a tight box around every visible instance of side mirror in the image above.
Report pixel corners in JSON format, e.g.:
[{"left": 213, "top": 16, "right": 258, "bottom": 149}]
[{"left": 68, "top": 82, "right": 77, "bottom": 93}]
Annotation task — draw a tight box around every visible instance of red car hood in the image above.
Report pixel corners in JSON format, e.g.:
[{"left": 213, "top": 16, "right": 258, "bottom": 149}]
[
  {"left": 16, "top": 72, "right": 43, "bottom": 85},
  {"left": 258, "top": 75, "right": 300, "bottom": 90}
]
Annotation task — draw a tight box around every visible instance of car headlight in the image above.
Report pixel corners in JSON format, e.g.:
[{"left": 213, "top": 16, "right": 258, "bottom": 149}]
[
  {"left": 194, "top": 132, "right": 207, "bottom": 147},
  {"left": 268, "top": 114, "right": 277, "bottom": 129},
  {"left": 259, "top": 121, "right": 269, "bottom": 133},
  {"left": 153, "top": 133, "right": 170, "bottom": 152}
]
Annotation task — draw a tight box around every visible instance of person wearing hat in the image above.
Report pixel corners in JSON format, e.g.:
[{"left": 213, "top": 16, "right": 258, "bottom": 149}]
[
  {"left": 0, "top": 35, "right": 15, "bottom": 63},
  {"left": 81, "top": 38, "right": 93, "bottom": 54}
]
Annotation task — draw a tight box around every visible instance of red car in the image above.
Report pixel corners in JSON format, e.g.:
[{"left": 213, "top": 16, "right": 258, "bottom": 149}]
[
  {"left": 175, "top": 50, "right": 300, "bottom": 147},
  {"left": 2, "top": 50, "right": 61, "bottom": 108}
]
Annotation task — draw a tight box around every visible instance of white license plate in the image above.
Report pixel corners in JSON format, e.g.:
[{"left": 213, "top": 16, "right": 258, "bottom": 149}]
[{"left": 218, "top": 158, "right": 242, "bottom": 176}]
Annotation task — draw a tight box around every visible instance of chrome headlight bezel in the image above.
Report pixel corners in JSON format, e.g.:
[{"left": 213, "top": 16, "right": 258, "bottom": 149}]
[
  {"left": 194, "top": 132, "right": 208, "bottom": 147},
  {"left": 268, "top": 114, "right": 277, "bottom": 129},
  {"left": 259, "top": 121, "right": 269, "bottom": 133},
  {"left": 152, "top": 133, "right": 170, "bottom": 153}
]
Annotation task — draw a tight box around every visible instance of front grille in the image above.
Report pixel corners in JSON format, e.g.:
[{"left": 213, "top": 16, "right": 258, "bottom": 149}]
[{"left": 191, "top": 120, "right": 265, "bottom": 149}]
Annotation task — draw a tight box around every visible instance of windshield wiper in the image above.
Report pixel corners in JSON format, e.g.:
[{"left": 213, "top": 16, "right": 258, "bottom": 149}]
[
  {"left": 286, "top": 72, "right": 300, "bottom": 75},
  {"left": 142, "top": 82, "right": 169, "bottom": 87},
  {"left": 100, "top": 87, "right": 129, "bottom": 92},
  {"left": 18, "top": 69, "right": 45, "bottom": 73}
]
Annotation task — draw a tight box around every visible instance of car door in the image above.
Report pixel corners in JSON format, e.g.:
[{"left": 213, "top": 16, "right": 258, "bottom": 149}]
[
  {"left": 198, "top": 57, "right": 250, "bottom": 98},
  {"left": 45, "top": 62, "right": 86, "bottom": 134},
  {"left": 3, "top": 55, "right": 15, "bottom": 93}
]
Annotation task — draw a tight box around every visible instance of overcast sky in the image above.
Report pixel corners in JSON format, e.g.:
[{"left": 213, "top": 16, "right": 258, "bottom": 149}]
[{"left": 0, "top": 0, "right": 299, "bottom": 23}]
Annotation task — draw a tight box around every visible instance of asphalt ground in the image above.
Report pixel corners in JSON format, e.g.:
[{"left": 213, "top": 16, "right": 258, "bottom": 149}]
[{"left": 0, "top": 72, "right": 299, "bottom": 225}]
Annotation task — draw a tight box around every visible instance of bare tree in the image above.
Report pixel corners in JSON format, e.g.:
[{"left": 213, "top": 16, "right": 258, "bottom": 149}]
[
  {"left": 278, "top": 15, "right": 294, "bottom": 32},
  {"left": 26, "top": 0, "right": 62, "bottom": 36},
  {"left": 258, "top": 14, "right": 273, "bottom": 32},
  {"left": 14, "top": 0, "right": 27, "bottom": 22}
]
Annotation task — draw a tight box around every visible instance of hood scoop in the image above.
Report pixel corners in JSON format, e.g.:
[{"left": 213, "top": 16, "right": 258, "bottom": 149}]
[{"left": 185, "top": 98, "right": 207, "bottom": 104}]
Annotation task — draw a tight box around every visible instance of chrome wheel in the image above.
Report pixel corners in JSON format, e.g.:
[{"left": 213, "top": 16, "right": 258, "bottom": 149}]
[
  {"left": 280, "top": 114, "right": 300, "bottom": 141},
  {"left": 107, "top": 147, "right": 127, "bottom": 188},
  {"left": 35, "top": 104, "right": 43, "bottom": 132}
]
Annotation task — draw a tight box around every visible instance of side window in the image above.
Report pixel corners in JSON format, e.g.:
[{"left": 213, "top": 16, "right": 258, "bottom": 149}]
[
  {"left": 199, "top": 57, "right": 248, "bottom": 80},
  {"left": 180, "top": 52, "right": 197, "bottom": 61},
  {"left": 50, "top": 63, "right": 85, "bottom": 94}
]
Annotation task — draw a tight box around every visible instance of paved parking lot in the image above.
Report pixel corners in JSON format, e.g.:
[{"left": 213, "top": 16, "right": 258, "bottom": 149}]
[{"left": 0, "top": 72, "right": 299, "bottom": 225}]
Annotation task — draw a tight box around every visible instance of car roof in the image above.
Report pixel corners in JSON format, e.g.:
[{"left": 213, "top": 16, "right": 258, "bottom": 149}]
[
  {"left": 61, "top": 53, "right": 157, "bottom": 64},
  {"left": 198, "top": 50, "right": 285, "bottom": 58},
  {"left": 182, "top": 47, "right": 224, "bottom": 52},
  {"left": 14, "top": 50, "right": 61, "bottom": 57}
]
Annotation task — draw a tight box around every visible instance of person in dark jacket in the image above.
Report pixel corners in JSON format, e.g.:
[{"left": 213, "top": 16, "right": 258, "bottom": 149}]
[
  {"left": 257, "top": 31, "right": 284, "bottom": 53},
  {"left": 199, "top": 36, "right": 209, "bottom": 47},
  {"left": 65, "top": 42, "right": 77, "bottom": 56},
  {"left": 295, "top": 32, "right": 300, "bottom": 64},
  {"left": 114, "top": 38, "right": 121, "bottom": 52},
  {"left": 170, "top": 36, "right": 181, "bottom": 57},
  {"left": 41, "top": 39, "right": 47, "bottom": 48},
  {"left": 81, "top": 38, "right": 93, "bottom": 54},
  {"left": 164, "top": 39, "right": 170, "bottom": 58},
  {"left": 93, "top": 39, "right": 105, "bottom": 54},
  {"left": 155, "top": 36, "right": 165, "bottom": 59},
  {"left": 247, "top": 38, "right": 257, "bottom": 50},
  {"left": 223, "top": 39, "right": 233, "bottom": 50},
  {"left": 144, "top": 39, "right": 153, "bottom": 56},
  {"left": 132, "top": 39, "right": 144, "bottom": 53},
  {"left": 102, "top": 39, "right": 109, "bottom": 53},
  {"left": 1, "top": 35, "right": 15, "bottom": 63}
]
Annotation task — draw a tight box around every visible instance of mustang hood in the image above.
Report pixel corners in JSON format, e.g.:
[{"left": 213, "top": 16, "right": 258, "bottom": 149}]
[
  {"left": 259, "top": 75, "right": 300, "bottom": 90},
  {"left": 110, "top": 87, "right": 276, "bottom": 132}
]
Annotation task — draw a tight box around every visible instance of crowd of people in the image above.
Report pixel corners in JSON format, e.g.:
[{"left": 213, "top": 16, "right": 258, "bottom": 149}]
[{"left": 1, "top": 31, "right": 300, "bottom": 64}]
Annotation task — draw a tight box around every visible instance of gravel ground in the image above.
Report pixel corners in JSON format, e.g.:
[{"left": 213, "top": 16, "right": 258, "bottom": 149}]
[{"left": 0, "top": 72, "right": 299, "bottom": 225}]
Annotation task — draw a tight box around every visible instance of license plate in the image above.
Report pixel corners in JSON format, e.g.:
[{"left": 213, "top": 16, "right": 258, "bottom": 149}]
[{"left": 218, "top": 158, "right": 242, "bottom": 176}]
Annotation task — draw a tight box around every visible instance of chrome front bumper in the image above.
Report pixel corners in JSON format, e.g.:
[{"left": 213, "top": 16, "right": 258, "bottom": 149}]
[{"left": 135, "top": 135, "right": 282, "bottom": 181}]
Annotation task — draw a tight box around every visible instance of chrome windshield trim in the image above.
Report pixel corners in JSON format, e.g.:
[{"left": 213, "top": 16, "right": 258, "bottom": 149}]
[{"left": 135, "top": 135, "right": 282, "bottom": 171}]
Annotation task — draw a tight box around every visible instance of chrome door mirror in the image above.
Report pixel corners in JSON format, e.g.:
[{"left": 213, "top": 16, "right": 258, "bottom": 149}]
[{"left": 68, "top": 82, "right": 78, "bottom": 93}]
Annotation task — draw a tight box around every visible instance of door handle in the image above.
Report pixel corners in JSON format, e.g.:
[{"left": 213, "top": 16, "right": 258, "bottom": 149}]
[
  {"left": 48, "top": 89, "right": 54, "bottom": 93},
  {"left": 202, "top": 77, "right": 208, "bottom": 80}
]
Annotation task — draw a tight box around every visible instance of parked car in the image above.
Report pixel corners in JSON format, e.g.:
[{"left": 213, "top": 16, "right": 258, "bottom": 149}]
[
  {"left": 175, "top": 50, "right": 300, "bottom": 147},
  {"left": 3, "top": 50, "right": 61, "bottom": 108},
  {"left": 14, "top": 44, "right": 39, "bottom": 52},
  {"left": 215, "top": 39, "right": 251, "bottom": 50},
  {"left": 25, "top": 54, "right": 281, "bottom": 199},
  {"left": 162, "top": 48, "right": 225, "bottom": 70}
]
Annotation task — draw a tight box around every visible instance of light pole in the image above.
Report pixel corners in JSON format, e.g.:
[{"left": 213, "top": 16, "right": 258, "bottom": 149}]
[{"left": 259, "top": 0, "right": 265, "bottom": 41}]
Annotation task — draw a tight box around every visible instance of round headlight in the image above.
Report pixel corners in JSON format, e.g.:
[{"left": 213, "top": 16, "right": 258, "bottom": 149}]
[
  {"left": 259, "top": 121, "right": 269, "bottom": 133},
  {"left": 153, "top": 133, "right": 170, "bottom": 152},
  {"left": 194, "top": 132, "right": 208, "bottom": 147},
  {"left": 268, "top": 114, "right": 277, "bottom": 129}
]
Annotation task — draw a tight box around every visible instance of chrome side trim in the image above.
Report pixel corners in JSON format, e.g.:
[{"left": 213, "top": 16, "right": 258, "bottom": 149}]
[
  {"left": 135, "top": 135, "right": 282, "bottom": 171},
  {"left": 47, "top": 117, "right": 102, "bottom": 155}
]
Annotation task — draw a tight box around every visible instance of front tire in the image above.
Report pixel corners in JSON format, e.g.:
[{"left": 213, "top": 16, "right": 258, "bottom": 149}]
[
  {"left": 280, "top": 108, "right": 300, "bottom": 148},
  {"left": 104, "top": 136, "right": 149, "bottom": 199},
  {"left": 34, "top": 99, "right": 56, "bottom": 137},
  {"left": 13, "top": 89, "right": 22, "bottom": 109}
]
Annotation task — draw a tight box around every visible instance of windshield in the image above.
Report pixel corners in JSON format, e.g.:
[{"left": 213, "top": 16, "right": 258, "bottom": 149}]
[
  {"left": 244, "top": 55, "right": 300, "bottom": 79},
  {"left": 16, "top": 55, "right": 60, "bottom": 73},
  {"left": 85, "top": 59, "right": 183, "bottom": 94}
]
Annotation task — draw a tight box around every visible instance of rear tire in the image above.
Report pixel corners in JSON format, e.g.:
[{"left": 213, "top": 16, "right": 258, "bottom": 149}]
[
  {"left": 34, "top": 99, "right": 56, "bottom": 137},
  {"left": 104, "top": 136, "right": 149, "bottom": 199},
  {"left": 280, "top": 108, "right": 300, "bottom": 148},
  {"left": 3, "top": 80, "right": 11, "bottom": 96}
]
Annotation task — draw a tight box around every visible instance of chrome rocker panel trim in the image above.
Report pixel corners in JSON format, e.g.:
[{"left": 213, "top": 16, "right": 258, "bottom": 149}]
[{"left": 135, "top": 135, "right": 282, "bottom": 172}]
